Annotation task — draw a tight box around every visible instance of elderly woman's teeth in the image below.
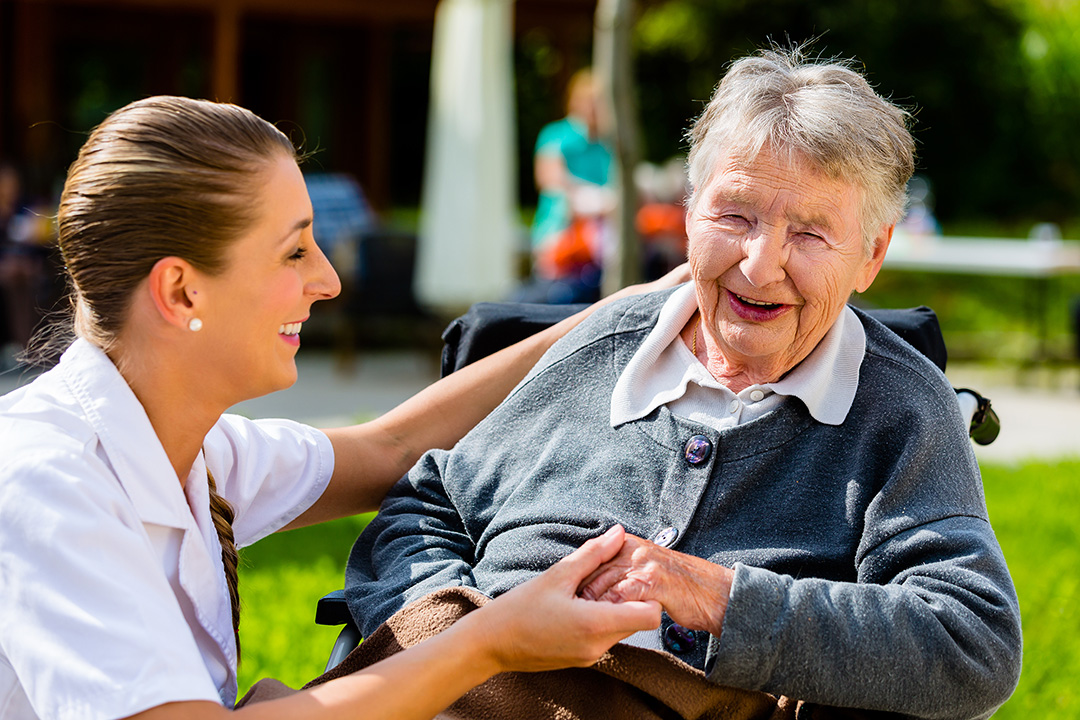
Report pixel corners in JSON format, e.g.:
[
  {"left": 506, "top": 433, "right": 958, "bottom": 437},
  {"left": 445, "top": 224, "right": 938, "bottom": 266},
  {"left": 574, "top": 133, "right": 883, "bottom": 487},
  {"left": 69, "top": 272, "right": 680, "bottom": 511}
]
[
  {"left": 279, "top": 322, "right": 302, "bottom": 336},
  {"left": 736, "top": 294, "right": 781, "bottom": 308}
]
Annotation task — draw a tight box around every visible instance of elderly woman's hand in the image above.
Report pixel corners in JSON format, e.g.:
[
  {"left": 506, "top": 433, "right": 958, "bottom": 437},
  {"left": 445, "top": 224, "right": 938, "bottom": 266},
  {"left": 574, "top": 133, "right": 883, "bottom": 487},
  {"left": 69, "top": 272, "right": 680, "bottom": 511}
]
[
  {"left": 577, "top": 532, "right": 734, "bottom": 638},
  {"left": 461, "top": 525, "right": 662, "bottom": 676}
]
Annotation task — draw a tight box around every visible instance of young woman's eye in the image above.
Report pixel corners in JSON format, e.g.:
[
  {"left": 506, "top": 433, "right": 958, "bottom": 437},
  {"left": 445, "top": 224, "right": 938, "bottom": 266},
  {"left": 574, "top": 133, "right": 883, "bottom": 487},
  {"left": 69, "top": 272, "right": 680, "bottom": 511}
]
[{"left": 287, "top": 246, "right": 308, "bottom": 262}]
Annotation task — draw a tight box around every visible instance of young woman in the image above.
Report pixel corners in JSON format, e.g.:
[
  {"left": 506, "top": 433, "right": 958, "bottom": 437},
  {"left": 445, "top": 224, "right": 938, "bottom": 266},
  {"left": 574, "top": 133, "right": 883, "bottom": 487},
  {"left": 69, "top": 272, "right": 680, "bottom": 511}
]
[{"left": 0, "top": 96, "right": 673, "bottom": 720}]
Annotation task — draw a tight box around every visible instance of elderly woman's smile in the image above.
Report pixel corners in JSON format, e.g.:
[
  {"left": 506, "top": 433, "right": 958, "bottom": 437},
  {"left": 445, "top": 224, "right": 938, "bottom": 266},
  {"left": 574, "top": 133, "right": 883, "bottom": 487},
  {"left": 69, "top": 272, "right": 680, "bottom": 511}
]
[{"left": 685, "top": 147, "right": 891, "bottom": 391}]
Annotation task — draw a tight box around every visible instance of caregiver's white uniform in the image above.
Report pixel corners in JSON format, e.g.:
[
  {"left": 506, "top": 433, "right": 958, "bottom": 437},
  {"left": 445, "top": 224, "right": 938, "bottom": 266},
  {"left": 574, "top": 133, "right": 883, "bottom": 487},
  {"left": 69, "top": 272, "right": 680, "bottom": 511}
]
[{"left": 0, "top": 339, "right": 334, "bottom": 719}]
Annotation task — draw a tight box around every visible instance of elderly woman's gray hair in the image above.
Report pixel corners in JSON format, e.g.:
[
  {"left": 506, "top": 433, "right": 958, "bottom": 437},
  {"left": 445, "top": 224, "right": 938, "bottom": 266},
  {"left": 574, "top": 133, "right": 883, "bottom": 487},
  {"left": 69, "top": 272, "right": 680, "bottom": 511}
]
[{"left": 687, "top": 47, "right": 915, "bottom": 247}]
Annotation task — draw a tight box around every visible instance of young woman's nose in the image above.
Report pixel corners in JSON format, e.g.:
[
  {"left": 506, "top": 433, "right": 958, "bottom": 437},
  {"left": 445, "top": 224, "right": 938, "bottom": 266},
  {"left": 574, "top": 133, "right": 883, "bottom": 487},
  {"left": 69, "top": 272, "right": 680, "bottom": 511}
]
[
  {"left": 307, "top": 242, "right": 342, "bottom": 300},
  {"left": 739, "top": 229, "right": 787, "bottom": 287}
]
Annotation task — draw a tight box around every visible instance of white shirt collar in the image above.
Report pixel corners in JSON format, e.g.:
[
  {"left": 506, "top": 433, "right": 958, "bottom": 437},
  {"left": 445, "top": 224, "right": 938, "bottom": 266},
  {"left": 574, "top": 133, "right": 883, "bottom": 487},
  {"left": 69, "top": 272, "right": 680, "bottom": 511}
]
[
  {"left": 59, "top": 338, "right": 196, "bottom": 529},
  {"left": 611, "top": 284, "right": 865, "bottom": 427},
  {"left": 57, "top": 338, "right": 238, "bottom": 701}
]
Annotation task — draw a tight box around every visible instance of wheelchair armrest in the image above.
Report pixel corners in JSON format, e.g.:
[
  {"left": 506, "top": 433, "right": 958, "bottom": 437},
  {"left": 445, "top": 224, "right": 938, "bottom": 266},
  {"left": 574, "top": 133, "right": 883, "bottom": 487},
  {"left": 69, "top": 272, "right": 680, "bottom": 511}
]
[
  {"left": 317, "top": 590, "right": 363, "bottom": 672},
  {"left": 315, "top": 589, "right": 353, "bottom": 627}
]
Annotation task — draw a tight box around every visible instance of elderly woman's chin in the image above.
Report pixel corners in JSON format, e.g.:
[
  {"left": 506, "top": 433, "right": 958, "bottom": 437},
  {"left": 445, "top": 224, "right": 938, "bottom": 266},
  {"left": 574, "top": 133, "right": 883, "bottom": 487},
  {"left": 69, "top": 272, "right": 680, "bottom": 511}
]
[
  {"left": 712, "top": 313, "right": 803, "bottom": 374},
  {"left": 707, "top": 295, "right": 848, "bottom": 384}
]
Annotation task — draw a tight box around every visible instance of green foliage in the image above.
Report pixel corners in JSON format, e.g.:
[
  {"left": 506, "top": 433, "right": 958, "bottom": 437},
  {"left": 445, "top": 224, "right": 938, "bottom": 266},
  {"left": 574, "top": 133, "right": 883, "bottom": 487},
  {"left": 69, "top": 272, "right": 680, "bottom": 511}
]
[
  {"left": 1011, "top": 0, "right": 1080, "bottom": 211},
  {"left": 630, "top": 0, "right": 1080, "bottom": 231},
  {"left": 233, "top": 461, "right": 1080, "bottom": 715},
  {"left": 859, "top": 269, "right": 1080, "bottom": 361}
]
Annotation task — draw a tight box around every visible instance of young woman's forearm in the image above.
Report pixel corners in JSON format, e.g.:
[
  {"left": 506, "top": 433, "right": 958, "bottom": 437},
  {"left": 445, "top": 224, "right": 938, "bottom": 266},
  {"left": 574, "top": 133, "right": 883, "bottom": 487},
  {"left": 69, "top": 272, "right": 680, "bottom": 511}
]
[
  {"left": 306, "top": 266, "right": 689, "bottom": 523},
  {"left": 237, "top": 621, "right": 498, "bottom": 720},
  {"left": 308, "top": 308, "right": 596, "bottom": 522},
  {"left": 130, "top": 526, "right": 660, "bottom": 720},
  {"left": 126, "top": 626, "right": 496, "bottom": 720}
]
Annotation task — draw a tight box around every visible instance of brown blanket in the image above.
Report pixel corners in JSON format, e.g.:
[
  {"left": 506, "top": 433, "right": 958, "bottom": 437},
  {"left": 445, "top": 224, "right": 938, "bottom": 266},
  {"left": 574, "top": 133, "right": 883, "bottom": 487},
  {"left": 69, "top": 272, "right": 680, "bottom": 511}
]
[{"left": 240, "top": 588, "right": 880, "bottom": 719}]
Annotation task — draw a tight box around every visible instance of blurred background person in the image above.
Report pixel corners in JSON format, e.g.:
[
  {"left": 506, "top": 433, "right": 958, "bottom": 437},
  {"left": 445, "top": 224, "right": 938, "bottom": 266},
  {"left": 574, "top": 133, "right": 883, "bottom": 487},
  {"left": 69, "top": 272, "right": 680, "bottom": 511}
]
[
  {"left": 897, "top": 174, "right": 941, "bottom": 237},
  {"left": 0, "top": 162, "right": 56, "bottom": 371},
  {"left": 521, "top": 68, "right": 616, "bottom": 304},
  {"left": 634, "top": 156, "right": 690, "bottom": 281}
]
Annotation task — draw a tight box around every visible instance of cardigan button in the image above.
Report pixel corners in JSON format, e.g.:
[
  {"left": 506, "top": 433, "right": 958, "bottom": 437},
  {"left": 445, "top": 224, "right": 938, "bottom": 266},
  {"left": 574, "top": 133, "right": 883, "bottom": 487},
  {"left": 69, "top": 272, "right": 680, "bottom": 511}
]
[
  {"left": 663, "top": 623, "right": 696, "bottom": 653},
  {"left": 684, "top": 435, "right": 712, "bottom": 466},
  {"left": 653, "top": 526, "right": 678, "bottom": 548}
]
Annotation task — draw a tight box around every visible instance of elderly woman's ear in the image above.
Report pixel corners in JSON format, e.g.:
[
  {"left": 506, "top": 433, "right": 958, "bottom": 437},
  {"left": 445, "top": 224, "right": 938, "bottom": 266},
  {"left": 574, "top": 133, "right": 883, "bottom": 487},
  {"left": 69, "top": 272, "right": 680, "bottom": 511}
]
[{"left": 855, "top": 224, "right": 895, "bottom": 294}]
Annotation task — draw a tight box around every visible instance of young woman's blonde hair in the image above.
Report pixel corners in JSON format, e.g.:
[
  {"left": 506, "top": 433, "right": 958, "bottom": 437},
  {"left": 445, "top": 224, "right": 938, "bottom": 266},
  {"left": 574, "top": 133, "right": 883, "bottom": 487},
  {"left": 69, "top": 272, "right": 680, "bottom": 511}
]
[{"left": 57, "top": 95, "right": 298, "bottom": 656}]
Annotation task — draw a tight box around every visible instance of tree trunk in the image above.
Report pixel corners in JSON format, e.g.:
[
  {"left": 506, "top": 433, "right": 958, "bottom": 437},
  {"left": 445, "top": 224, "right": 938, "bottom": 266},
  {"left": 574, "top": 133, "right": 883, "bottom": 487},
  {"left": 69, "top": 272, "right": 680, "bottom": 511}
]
[{"left": 594, "top": 0, "right": 642, "bottom": 295}]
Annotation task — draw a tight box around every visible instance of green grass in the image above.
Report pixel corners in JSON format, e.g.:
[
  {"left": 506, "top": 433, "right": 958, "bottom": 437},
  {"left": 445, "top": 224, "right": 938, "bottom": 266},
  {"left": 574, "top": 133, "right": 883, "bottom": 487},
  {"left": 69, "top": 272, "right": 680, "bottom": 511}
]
[
  {"left": 236, "top": 513, "right": 374, "bottom": 694},
  {"left": 235, "top": 461, "right": 1080, "bottom": 716},
  {"left": 981, "top": 459, "right": 1080, "bottom": 718}
]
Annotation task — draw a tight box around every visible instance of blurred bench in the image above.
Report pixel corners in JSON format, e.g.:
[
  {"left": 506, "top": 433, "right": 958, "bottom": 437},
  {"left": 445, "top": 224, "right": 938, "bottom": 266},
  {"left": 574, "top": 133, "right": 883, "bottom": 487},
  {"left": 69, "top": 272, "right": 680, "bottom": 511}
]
[
  {"left": 882, "top": 233, "right": 1080, "bottom": 361},
  {"left": 305, "top": 173, "right": 431, "bottom": 354}
]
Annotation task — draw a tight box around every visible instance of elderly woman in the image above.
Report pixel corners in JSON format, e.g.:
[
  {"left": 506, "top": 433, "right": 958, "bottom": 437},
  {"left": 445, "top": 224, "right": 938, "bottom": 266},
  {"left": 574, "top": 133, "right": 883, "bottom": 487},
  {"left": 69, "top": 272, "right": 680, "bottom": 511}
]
[{"left": 346, "top": 49, "right": 1022, "bottom": 719}]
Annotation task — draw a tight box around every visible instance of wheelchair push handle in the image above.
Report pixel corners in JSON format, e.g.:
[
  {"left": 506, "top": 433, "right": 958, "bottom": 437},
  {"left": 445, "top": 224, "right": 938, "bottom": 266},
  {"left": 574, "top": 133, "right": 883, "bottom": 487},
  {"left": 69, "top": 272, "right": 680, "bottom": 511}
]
[{"left": 956, "top": 388, "right": 1000, "bottom": 446}]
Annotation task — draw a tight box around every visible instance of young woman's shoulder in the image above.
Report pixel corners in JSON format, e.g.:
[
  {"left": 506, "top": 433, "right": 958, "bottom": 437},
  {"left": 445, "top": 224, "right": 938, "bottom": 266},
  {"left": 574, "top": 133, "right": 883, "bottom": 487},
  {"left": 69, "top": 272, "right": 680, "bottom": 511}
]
[
  {"left": 203, "top": 415, "right": 334, "bottom": 546},
  {"left": 1, "top": 371, "right": 101, "bottom": 475}
]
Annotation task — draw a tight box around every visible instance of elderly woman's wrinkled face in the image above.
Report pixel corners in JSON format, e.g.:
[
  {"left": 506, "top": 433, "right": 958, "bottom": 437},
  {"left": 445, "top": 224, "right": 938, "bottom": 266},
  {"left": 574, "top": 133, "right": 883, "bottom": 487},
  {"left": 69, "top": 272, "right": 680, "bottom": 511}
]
[{"left": 686, "top": 147, "right": 890, "bottom": 383}]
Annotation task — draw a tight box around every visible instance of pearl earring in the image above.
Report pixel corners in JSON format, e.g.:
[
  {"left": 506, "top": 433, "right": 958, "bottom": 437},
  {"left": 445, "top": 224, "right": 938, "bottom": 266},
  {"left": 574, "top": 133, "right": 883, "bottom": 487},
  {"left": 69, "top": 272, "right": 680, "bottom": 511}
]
[{"left": 188, "top": 318, "right": 203, "bottom": 332}]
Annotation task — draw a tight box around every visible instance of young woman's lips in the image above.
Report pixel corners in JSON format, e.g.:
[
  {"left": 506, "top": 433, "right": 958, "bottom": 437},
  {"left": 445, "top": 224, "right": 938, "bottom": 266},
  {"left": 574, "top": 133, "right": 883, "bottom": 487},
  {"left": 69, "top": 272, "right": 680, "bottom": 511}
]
[
  {"left": 278, "top": 320, "right": 304, "bottom": 346},
  {"left": 726, "top": 290, "right": 790, "bottom": 321}
]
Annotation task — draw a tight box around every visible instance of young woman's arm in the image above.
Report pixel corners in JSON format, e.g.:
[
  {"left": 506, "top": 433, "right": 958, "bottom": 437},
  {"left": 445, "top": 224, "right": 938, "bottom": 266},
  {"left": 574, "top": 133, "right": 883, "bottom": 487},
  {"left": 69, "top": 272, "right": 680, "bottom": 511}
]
[
  {"left": 292, "top": 266, "right": 689, "bottom": 526},
  {"left": 124, "top": 526, "right": 659, "bottom": 720}
]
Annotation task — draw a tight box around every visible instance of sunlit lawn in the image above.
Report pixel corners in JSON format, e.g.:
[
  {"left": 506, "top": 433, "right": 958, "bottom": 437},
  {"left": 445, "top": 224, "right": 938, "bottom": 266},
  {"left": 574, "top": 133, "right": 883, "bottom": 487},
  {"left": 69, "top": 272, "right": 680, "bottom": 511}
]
[
  {"left": 980, "top": 459, "right": 1080, "bottom": 718},
  {"left": 237, "top": 460, "right": 1080, "bottom": 717},
  {"left": 236, "top": 513, "right": 373, "bottom": 695}
]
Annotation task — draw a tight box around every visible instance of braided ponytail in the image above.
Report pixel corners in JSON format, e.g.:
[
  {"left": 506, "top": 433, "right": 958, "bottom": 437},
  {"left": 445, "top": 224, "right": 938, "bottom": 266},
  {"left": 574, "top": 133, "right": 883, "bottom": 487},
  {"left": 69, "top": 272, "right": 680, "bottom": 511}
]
[{"left": 206, "top": 470, "right": 241, "bottom": 659}]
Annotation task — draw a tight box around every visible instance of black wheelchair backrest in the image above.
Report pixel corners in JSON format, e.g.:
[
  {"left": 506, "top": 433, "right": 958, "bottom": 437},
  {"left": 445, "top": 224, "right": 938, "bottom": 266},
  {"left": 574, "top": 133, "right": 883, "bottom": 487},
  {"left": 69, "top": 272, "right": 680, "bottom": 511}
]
[{"left": 441, "top": 302, "right": 947, "bottom": 377}]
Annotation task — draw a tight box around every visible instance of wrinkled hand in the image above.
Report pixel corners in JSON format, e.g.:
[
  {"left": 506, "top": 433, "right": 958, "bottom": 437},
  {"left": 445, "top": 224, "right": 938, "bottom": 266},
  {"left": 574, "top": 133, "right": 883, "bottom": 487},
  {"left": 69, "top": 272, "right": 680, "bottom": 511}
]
[
  {"left": 467, "top": 525, "right": 662, "bottom": 675},
  {"left": 577, "top": 532, "right": 734, "bottom": 638}
]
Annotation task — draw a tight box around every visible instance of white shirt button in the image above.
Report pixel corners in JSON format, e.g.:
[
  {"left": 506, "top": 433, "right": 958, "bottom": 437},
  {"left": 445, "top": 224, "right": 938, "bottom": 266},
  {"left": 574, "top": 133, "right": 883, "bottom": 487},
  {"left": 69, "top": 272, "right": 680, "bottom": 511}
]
[
  {"left": 728, "top": 399, "right": 739, "bottom": 414},
  {"left": 749, "top": 390, "right": 765, "bottom": 402}
]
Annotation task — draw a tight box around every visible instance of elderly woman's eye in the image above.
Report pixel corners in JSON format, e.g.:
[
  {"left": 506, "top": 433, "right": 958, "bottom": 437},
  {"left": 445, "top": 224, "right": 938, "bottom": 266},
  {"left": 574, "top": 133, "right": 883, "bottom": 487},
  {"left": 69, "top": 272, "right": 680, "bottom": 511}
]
[{"left": 721, "top": 214, "right": 751, "bottom": 226}]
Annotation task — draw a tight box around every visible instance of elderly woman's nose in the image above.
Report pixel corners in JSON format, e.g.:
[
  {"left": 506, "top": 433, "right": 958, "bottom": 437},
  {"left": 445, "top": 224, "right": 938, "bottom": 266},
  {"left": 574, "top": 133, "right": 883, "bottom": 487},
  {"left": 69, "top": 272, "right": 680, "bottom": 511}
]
[{"left": 739, "top": 232, "right": 787, "bottom": 287}]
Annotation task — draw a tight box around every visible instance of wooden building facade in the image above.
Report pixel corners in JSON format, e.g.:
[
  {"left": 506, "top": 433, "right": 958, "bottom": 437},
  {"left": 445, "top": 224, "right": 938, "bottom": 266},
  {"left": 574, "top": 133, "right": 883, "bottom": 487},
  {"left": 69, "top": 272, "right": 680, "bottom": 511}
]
[{"left": 0, "top": 0, "right": 597, "bottom": 208}]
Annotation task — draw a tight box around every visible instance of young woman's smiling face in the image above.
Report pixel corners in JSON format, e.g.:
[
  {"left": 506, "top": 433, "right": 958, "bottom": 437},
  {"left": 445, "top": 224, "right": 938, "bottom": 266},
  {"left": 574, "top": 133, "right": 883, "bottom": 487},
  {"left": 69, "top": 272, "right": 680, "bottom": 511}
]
[
  {"left": 686, "top": 147, "right": 891, "bottom": 387},
  {"left": 199, "top": 154, "right": 340, "bottom": 403}
]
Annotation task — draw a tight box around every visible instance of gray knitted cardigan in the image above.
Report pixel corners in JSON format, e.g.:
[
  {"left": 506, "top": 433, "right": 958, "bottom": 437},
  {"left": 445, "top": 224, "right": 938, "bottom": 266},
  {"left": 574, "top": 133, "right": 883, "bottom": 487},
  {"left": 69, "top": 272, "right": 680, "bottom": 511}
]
[{"left": 346, "top": 288, "right": 1022, "bottom": 720}]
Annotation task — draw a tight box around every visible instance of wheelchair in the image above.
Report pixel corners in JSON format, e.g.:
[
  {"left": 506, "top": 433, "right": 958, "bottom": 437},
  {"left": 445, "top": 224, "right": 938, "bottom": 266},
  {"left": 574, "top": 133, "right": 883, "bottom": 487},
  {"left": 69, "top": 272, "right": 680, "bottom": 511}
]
[{"left": 315, "top": 301, "right": 1001, "bottom": 672}]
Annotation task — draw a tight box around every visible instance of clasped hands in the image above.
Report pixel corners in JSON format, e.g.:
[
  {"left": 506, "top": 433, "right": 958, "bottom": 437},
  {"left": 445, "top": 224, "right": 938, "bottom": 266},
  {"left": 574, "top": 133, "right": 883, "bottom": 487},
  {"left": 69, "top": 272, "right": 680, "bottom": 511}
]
[
  {"left": 465, "top": 524, "right": 734, "bottom": 676},
  {"left": 577, "top": 527, "right": 734, "bottom": 639}
]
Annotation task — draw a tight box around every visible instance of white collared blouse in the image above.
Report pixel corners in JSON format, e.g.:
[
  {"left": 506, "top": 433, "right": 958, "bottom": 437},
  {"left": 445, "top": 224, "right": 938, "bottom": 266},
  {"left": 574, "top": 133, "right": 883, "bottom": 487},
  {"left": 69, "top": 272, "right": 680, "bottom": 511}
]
[
  {"left": 0, "top": 339, "right": 334, "bottom": 720},
  {"left": 610, "top": 283, "right": 866, "bottom": 431}
]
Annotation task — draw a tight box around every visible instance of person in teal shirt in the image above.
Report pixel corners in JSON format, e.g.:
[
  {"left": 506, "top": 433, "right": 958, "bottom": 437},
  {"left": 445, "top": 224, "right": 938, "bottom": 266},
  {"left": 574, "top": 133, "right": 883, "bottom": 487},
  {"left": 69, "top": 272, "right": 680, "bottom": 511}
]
[{"left": 529, "top": 70, "right": 615, "bottom": 298}]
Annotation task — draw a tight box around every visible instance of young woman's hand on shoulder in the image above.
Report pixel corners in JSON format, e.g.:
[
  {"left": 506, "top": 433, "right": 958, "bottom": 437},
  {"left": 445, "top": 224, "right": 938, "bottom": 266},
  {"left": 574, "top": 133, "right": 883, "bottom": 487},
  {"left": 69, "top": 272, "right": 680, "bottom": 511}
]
[{"left": 300, "top": 263, "right": 692, "bottom": 526}]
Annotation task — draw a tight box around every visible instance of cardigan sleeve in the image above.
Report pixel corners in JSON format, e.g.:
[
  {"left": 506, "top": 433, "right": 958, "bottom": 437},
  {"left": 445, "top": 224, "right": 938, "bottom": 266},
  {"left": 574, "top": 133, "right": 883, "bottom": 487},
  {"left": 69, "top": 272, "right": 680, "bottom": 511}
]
[
  {"left": 345, "top": 449, "right": 482, "bottom": 637},
  {"left": 709, "top": 520, "right": 1020, "bottom": 720},
  {"left": 704, "top": 383, "right": 1022, "bottom": 720}
]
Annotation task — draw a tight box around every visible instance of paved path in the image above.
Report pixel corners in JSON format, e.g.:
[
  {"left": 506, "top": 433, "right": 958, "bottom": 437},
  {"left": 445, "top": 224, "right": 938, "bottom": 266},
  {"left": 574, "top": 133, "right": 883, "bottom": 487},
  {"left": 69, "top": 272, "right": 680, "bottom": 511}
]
[
  {"left": 944, "top": 364, "right": 1079, "bottom": 464},
  {"left": 3, "top": 350, "right": 1076, "bottom": 463}
]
